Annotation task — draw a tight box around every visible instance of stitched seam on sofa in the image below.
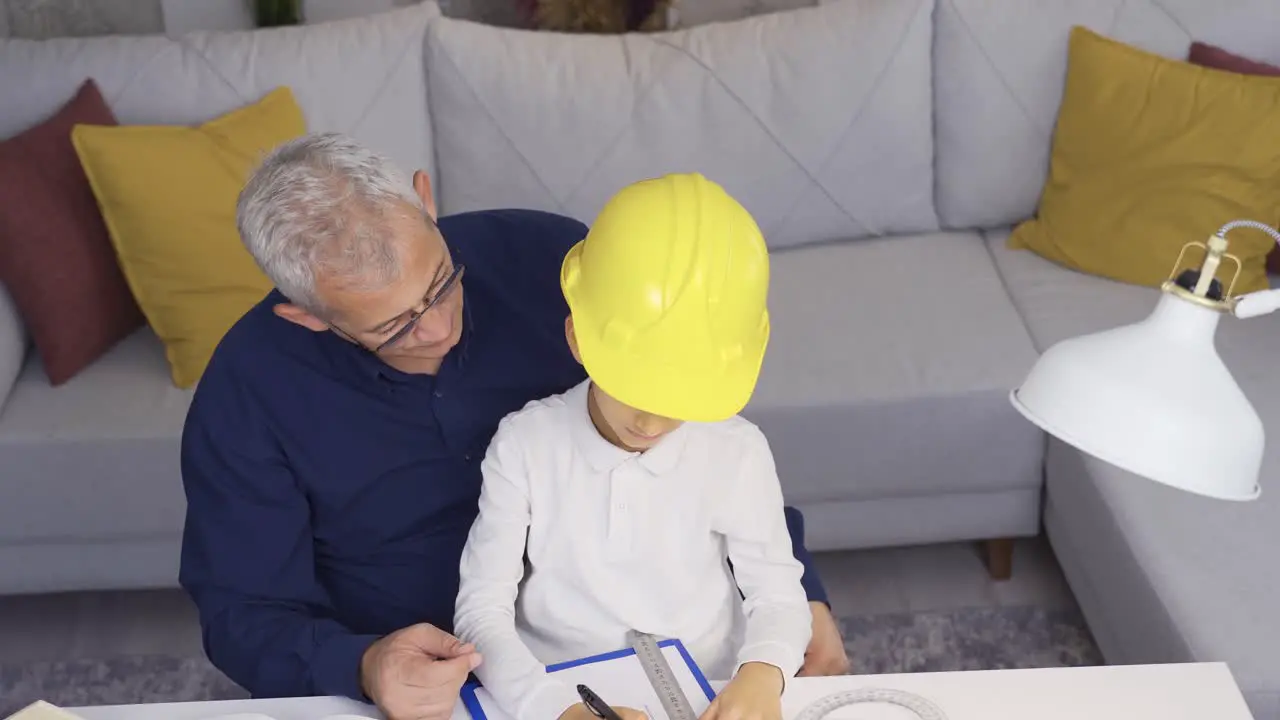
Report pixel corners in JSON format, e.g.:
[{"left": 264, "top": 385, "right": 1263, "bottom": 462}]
[
  {"left": 1104, "top": 0, "right": 1128, "bottom": 41},
  {"left": 430, "top": 39, "right": 567, "bottom": 214},
  {"left": 767, "top": 0, "right": 928, "bottom": 239},
  {"left": 928, "top": 0, "right": 943, "bottom": 228},
  {"left": 106, "top": 45, "right": 172, "bottom": 111},
  {"left": 559, "top": 38, "right": 689, "bottom": 209},
  {"left": 644, "top": 35, "right": 872, "bottom": 239},
  {"left": 346, "top": 33, "right": 423, "bottom": 138},
  {"left": 176, "top": 38, "right": 250, "bottom": 107},
  {"left": 422, "top": 21, "right": 442, "bottom": 183},
  {"left": 978, "top": 228, "right": 1042, "bottom": 353},
  {"left": 1144, "top": 0, "right": 1191, "bottom": 39},
  {"left": 945, "top": 0, "right": 1046, "bottom": 139}
]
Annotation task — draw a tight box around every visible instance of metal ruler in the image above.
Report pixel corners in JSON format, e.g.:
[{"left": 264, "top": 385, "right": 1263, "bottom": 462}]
[{"left": 626, "top": 630, "right": 698, "bottom": 720}]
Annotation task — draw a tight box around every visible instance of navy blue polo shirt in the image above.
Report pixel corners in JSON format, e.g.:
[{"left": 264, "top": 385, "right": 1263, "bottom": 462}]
[{"left": 178, "top": 209, "right": 827, "bottom": 702}]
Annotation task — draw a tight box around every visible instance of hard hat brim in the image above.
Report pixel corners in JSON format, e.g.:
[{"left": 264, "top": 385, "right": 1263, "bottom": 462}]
[{"left": 570, "top": 303, "right": 770, "bottom": 424}]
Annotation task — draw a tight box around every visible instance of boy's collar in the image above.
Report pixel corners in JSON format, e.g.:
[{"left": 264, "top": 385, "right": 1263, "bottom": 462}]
[{"left": 568, "top": 380, "right": 688, "bottom": 475}]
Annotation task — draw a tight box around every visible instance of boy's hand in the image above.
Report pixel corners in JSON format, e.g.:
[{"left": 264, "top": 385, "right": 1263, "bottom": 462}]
[
  {"left": 699, "top": 662, "right": 784, "bottom": 720},
  {"left": 558, "top": 702, "right": 648, "bottom": 720}
]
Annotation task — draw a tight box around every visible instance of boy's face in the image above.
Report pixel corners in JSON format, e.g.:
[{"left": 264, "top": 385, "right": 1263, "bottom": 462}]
[
  {"left": 566, "top": 316, "right": 685, "bottom": 452},
  {"left": 588, "top": 382, "right": 684, "bottom": 453}
]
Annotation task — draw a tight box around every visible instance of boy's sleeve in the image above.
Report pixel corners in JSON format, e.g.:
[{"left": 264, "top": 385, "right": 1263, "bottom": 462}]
[
  {"left": 714, "top": 426, "right": 814, "bottom": 683},
  {"left": 453, "top": 417, "right": 581, "bottom": 720}
]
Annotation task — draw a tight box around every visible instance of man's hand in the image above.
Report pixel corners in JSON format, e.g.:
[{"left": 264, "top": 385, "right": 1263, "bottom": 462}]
[
  {"left": 799, "top": 602, "right": 850, "bottom": 676},
  {"left": 699, "top": 662, "right": 783, "bottom": 720},
  {"left": 361, "top": 623, "right": 483, "bottom": 720},
  {"left": 559, "top": 702, "right": 648, "bottom": 720}
]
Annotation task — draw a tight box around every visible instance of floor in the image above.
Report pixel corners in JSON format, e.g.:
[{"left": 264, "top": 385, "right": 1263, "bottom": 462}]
[{"left": 0, "top": 536, "right": 1077, "bottom": 665}]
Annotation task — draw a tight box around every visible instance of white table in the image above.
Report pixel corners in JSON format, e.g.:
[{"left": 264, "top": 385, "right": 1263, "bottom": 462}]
[{"left": 63, "top": 662, "right": 1256, "bottom": 720}]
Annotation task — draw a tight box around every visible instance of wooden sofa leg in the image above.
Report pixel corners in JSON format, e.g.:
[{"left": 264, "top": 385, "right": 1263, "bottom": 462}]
[{"left": 982, "top": 538, "right": 1015, "bottom": 581}]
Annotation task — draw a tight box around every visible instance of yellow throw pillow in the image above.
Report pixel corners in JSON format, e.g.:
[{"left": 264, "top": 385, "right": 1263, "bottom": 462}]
[
  {"left": 1010, "top": 27, "right": 1280, "bottom": 295},
  {"left": 72, "top": 87, "right": 305, "bottom": 388}
]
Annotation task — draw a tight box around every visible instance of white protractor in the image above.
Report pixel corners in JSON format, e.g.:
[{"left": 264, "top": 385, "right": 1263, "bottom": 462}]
[{"left": 793, "top": 688, "right": 949, "bottom": 720}]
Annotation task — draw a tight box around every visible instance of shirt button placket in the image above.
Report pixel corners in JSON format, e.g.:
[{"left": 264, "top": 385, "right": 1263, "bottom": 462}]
[{"left": 607, "top": 467, "right": 632, "bottom": 559}]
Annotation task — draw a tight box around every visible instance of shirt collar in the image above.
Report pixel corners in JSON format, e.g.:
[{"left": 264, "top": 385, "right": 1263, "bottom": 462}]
[{"left": 567, "top": 380, "right": 688, "bottom": 476}]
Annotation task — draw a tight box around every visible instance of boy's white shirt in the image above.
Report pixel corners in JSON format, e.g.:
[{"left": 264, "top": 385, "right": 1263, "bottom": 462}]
[{"left": 454, "top": 379, "right": 813, "bottom": 720}]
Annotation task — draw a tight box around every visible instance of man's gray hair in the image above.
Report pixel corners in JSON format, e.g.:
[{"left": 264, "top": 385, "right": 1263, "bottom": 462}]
[{"left": 236, "top": 132, "right": 426, "bottom": 314}]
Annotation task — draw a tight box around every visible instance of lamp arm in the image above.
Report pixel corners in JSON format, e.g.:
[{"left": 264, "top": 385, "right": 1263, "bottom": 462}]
[
  {"left": 1234, "top": 289, "right": 1280, "bottom": 319},
  {"left": 1218, "top": 220, "right": 1280, "bottom": 319},
  {"left": 1218, "top": 219, "right": 1280, "bottom": 241}
]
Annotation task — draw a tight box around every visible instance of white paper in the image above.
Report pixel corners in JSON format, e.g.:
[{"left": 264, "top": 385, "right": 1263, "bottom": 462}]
[
  {"left": 4, "top": 702, "right": 90, "bottom": 720},
  {"left": 468, "top": 643, "right": 714, "bottom": 720}
]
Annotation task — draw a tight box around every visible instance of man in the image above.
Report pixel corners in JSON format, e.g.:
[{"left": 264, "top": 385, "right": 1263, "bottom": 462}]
[{"left": 179, "top": 132, "right": 849, "bottom": 720}]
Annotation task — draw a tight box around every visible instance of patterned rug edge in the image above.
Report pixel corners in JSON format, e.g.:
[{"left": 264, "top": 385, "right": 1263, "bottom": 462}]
[{"left": 0, "top": 605, "right": 1102, "bottom": 715}]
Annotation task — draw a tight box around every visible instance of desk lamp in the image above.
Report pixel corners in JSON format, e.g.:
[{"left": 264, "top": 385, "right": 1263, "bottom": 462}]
[{"left": 1010, "top": 219, "right": 1280, "bottom": 501}]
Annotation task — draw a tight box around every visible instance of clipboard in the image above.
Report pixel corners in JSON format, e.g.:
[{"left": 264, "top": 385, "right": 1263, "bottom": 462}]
[{"left": 461, "top": 638, "right": 717, "bottom": 720}]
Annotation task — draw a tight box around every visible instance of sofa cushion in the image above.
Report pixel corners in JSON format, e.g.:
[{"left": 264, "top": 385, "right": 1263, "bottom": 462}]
[
  {"left": 985, "top": 228, "right": 1154, "bottom": 352},
  {"left": 0, "top": 78, "right": 145, "bottom": 386},
  {"left": 742, "top": 232, "right": 1042, "bottom": 505},
  {"left": 934, "top": 0, "right": 1280, "bottom": 230},
  {"left": 987, "top": 227, "right": 1280, "bottom": 718},
  {"left": 0, "top": 283, "right": 25, "bottom": 416},
  {"left": 1186, "top": 41, "right": 1280, "bottom": 276},
  {"left": 0, "top": 1, "right": 437, "bottom": 183},
  {"left": 71, "top": 86, "right": 303, "bottom": 389},
  {"left": 0, "top": 328, "right": 191, "bottom": 547},
  {"left": 1190, "top": 40, "right": 1280, "bottom": 76},
  {"left": 426, "top": 0, "right": 938, "bottom": 250},
  {"left": 1008, "top": 26, "right": 1280, "bottom": 296}
]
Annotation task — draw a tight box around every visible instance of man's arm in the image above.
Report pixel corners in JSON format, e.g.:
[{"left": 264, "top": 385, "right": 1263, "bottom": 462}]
[
  {"left": 783, "top": 502, "right": 851, "bottom": 677},
  {"left": 782, "top": 506, "right": 829, "bottom": 606},
  {"left": 178, "top": 370, "right": 378, "bottom": 700}
]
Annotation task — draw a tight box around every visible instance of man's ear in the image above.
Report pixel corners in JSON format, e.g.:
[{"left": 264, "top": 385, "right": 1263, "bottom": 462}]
[
  {"left": 273, "top": 303, "right": 330, "bottom": 333},
  {"left": 412, "top": 170, "right": 438, "bottom": 223},
  {"left": 565, "top": 315, "right": 583, "bottom": 364}
]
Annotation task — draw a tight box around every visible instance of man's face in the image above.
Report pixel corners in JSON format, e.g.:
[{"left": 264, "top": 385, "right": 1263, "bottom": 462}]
[{"left": 319, "top": 208, "right": 465, "bottom": 364}]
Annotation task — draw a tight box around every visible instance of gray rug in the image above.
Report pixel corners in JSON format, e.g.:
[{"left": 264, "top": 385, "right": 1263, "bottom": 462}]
[{"left": 0, "top": 606, "right": 1102, "bottom": 715}]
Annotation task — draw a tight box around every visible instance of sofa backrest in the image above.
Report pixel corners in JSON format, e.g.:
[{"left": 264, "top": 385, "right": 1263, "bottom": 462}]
[
  {"left": 425, "top": 0, "right": 940, "bottom": 251},
  {"left": 1, "top": 0, "right": 1279, "bottom": 405},
  {"left": 0, "top": 1, "right": 438, "bottom": 186},
  {"left": 0, "top": 2, "right": 440, "bottom": 405},
  {"left": 933, "top": 0, "right": 1280, "bottom": 231},
  {"left": 0, "top": 285, "right": 22, "bottom": 412},
  {"left": 5, "top": 0, "right": 1277, "bottom": 253}
]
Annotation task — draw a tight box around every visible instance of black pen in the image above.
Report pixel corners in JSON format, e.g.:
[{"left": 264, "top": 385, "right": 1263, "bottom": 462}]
[{"left": 577, "top": 683, "right": 624, "bottom": 720}]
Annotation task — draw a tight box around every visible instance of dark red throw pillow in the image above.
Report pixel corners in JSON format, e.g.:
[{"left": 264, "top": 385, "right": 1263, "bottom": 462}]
[
  {"left": 1189, "top": 41, "right": 1280, "bottom": 77},
  {"left": 0, "top": 79, "right": 144, "bottom": 385},
  {"left": 1186, "top": 42, "right": 1280, "bottom": 275}
]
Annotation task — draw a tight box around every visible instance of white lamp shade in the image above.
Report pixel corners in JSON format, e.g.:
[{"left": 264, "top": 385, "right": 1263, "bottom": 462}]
[{"left": 1010, "top": 292, "right": 1263, "bottom": 501}]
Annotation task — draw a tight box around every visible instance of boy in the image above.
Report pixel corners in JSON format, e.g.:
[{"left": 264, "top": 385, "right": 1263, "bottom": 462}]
[{"left": 454, "top": 173, "right": 812, "bottom": 720}]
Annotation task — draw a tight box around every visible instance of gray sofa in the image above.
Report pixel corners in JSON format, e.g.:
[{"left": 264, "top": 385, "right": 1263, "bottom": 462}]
[{"left": 0, "top": 0, "right": 1276, "bottom": 717}]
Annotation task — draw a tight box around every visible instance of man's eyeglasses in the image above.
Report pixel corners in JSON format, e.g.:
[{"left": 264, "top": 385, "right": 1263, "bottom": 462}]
[
  {"left": 371, "top": 262, "right": 466, "bottom": 353},
  {"left": 331, "top": 262, "right": 465, "bottom": 354}
]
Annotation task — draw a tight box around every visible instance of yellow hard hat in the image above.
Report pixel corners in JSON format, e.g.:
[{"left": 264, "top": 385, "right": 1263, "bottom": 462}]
[{"left": 561, "top": 173, "right": 770, "bottom": 423}]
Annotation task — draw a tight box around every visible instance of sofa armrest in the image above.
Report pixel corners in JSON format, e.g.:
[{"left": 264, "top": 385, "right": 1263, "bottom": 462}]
[{"left": 0, "top": 282, "right": 28, "bottom": 414}]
